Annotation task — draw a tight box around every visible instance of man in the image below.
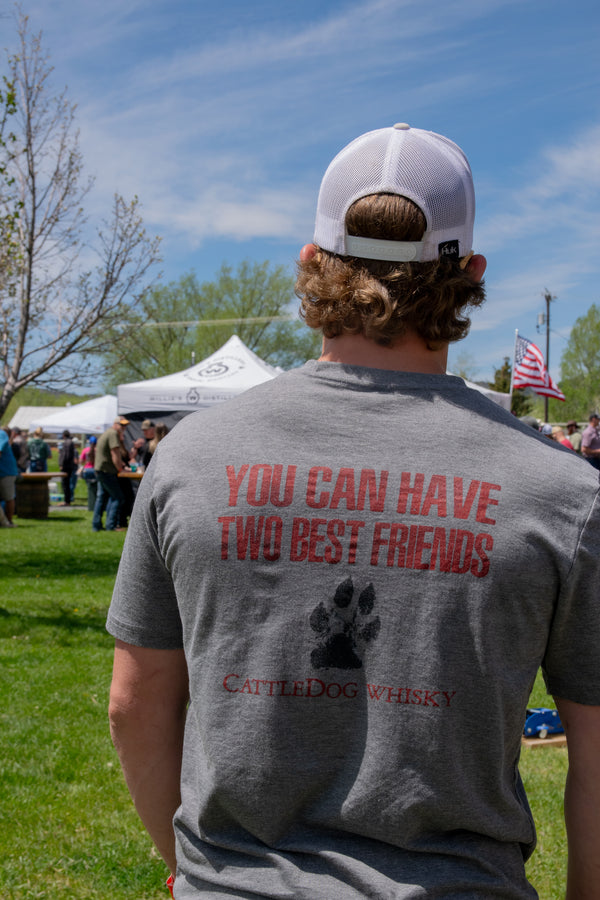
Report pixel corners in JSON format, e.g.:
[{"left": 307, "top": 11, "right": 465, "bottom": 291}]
[
  {"left": 566, "top": 419, "right": 582, "bottom": 454},
  {"left": 107, "top": 124, "right": 600, "bottom": 899},
  {"left": 58, "top": 429, "right": 76, "bottom": 506},
  {"left": 0, "top": 426, "right": 19, "bottom": 526},
  {"left": 581, "top": 413, "right": 600, "bottom": 468},
  {"left": 92, "top": 417, "right": 130, "bottom": 531}
]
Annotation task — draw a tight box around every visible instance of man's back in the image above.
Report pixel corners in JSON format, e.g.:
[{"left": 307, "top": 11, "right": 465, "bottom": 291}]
[
  {"left": 95, "top": 427, "right": 119, "bottom": 473},
  {"left": 107, "top": 123, "right": 600, "bottom": 899},
  {"left": 108, "top": 363, "right": 600, "bottom": 899}
]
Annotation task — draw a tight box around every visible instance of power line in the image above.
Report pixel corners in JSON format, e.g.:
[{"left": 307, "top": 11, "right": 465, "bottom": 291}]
[{"left": 141, "top": 315, "right": 296, "bottom": 328}]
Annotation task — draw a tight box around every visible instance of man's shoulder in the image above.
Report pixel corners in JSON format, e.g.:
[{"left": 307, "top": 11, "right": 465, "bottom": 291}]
[{"left": 99, "top": 426, "right": 118, "bottom": 443}]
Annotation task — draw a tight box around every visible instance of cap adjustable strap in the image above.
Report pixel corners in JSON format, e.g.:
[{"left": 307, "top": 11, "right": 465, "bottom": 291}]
[{"left": 344, "top": 235, "right": 426, "bottom": 262}]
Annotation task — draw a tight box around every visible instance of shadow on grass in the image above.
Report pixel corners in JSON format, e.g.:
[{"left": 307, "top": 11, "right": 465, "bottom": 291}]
[
  {"left": 1, "top": 510, "right": 123, "bottom": 642},
  {"left": 4, "top": 550, "right": 123, "bottom": 578},
  {"left": 0, "top": 605, "right": 112, "bottom": 647},
  {"left": 0, "top": 605, "right": 108, "bottom": 633},
  {"left": 2, "top": 518, "right": 125, "bottom": 579}
]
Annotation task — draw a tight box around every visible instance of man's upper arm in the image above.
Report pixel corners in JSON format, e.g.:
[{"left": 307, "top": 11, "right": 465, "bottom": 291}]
[
  {"left": 554, "top": 697, "right": 600, "bottom": 767},
  {"left": 110, "top": 640, "right": 189, "bottom": 719}
]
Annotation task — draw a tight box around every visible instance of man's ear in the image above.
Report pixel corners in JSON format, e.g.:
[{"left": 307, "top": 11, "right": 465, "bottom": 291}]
[
  {"left": 300, "top": 243, "right": 317, "bottom": 261},
  {"left": 466, "top": 253, "right": 487, "bottom": 282}
]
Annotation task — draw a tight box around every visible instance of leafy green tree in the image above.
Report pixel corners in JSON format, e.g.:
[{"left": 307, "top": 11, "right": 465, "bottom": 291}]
[
  {"left": 449, "top": 350, "right": 477, "bottom": 381},
  {"left": 489, "top": 357, "right": 533, "bottom": 417},
  {"left": 558, "top": 303, "right": 600, "bottom": 420},
  {"left": 98, "top": 272, "right": 213, "bottom": 387},
  {"left": 0, "top": 11, "right": 160, "bottom": 420},
  {"left": 99, "top": 261, "right": 321, "bottom": 389}
]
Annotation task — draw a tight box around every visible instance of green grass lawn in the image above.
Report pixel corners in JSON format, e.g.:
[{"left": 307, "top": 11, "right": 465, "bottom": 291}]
[
  {"left": 0, "top": 510, "right": 166, "bottom": 899},
  {"left": 0, "top": 508, "right": 568, "bottom": 899}
]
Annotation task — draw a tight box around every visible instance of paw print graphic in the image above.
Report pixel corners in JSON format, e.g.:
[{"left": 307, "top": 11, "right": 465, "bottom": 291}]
[{"left": 310, "top": 578, "right": 381, "bottom": 670}]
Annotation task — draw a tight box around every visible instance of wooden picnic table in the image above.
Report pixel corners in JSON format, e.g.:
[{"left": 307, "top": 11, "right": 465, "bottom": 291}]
[{"left": 15, "top": 470, "right": 144, "bottom": 519}]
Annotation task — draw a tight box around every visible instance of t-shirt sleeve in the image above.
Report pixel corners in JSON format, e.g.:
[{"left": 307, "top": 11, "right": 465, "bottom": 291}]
[
  {"left": 106, "top": 467, "right": 183, "bottom": 649},
  {"left": 543, "top": 489, "right": 600, "bottom": 705}
]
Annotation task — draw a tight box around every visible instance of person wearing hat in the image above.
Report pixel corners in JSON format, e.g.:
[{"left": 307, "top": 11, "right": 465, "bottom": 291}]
[
  {"left": 581, "top": 412, "right": 600, "bottom": 469},
  {"left": 566, "top": 419, "right": 582, "bottom": 454},
  {"left": 107, "top": 124, "right": 600, "bottom": 899},
  {"left": 92, "top": 417, "right": 130, "bottom": 531},
  {"left": 551, "top": 425, "right": 574, "bottom": 450}
]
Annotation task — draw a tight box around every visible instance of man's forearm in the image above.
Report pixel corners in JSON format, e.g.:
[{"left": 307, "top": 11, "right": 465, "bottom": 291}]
[
  {"left": 555, "top": 697, "right": 600, "bottom": 900},
  {"left": 564, "top": 765, "right": 600, "bottom": 899},
  {"left": 110, "top": 703, "right": 186, "bottom": 873},
  {"left": 582, "top": 446, "right": 600, "bottom": 458},
  {"left": 109, "top": 643, "right": 189, "bottom": 875}
]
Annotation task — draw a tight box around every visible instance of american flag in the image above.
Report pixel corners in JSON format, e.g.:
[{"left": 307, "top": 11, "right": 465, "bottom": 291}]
[{"left": 513, "top": 334, "right": 565, "bottom": 401}]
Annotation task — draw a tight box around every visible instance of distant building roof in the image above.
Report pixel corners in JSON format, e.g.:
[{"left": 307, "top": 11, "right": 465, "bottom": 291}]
[{"left": 8, "top": 406, "right": 68, "bottom": 432}]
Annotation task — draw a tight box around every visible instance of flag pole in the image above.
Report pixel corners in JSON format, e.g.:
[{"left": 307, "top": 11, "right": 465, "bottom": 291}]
[{"left": 509, "top": 329, "right": 518, "bottom": 404}]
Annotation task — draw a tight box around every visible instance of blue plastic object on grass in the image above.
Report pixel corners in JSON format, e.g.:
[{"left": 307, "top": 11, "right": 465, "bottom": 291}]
[{"left": 524, "top": 707, "right": 564, "bottom": 739}]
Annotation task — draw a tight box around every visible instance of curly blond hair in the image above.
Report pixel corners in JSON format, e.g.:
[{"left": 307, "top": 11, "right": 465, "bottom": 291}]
[{"left": 295, "top": 194, "right": 485, "bottom": 349}]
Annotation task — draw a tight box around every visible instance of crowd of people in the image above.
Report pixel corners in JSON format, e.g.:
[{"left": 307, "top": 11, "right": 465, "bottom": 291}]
[
  {"left": 91, "top": 417, "right": 168, "bottom": 532},
  {"left": 524, "top": 414, "right": 600, "bottom": 465},
  {"left": 1, "top": 408, "right": 599, "bottom": 533},
  {"left": 0, "top": 417, "right": 169, "bottom": 528}
]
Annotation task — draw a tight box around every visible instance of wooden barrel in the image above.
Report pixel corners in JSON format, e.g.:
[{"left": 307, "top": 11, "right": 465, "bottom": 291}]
[{"left": 16, "top": 477, "right": 50, "bottom": 519}]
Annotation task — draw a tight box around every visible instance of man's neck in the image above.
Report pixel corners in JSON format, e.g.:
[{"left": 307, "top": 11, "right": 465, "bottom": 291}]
[{"left": 319, "top": 332, "right": 449, "bottom": 374}]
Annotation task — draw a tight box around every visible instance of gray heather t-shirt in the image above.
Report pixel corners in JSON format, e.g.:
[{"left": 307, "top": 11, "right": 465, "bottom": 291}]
[{"left": 107, "top": 363, "right": 600, "bottom": 899}]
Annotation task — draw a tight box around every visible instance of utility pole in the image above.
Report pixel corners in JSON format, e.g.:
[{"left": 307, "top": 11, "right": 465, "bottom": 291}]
[{"left": 537, "top": 290, "right": 556, "bottom": 422}]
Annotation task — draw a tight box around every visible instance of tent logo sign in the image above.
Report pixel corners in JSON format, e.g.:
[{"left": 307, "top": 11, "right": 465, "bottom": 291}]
[{"left": 185, "top": 355, "right": 246, "bottom": 382}]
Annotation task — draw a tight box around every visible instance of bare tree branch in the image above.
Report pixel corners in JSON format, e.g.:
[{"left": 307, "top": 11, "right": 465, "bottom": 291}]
[{"left": 0, "top": 9, "right": 161, "bottom": 417}]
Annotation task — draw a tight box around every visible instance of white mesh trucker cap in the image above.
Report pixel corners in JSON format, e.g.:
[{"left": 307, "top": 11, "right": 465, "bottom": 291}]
[{"left": 313, "top": 123, "right": 475, "bottom": 263}]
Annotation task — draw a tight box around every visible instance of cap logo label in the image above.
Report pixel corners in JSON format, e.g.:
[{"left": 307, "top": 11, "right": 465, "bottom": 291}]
[{"left": 438, "top": 240, "right": 460, "bottom": 258}]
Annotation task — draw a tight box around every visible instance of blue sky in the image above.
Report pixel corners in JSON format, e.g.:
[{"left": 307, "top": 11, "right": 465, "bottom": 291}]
[{"left": 4, "top": 0, "right": 600, "bottom": 381}]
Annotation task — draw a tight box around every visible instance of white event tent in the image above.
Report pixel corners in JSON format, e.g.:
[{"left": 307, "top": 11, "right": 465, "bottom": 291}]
[
  {"left": 453, "top": 377, "right": 511, "bottom": 411},
  {"left": 114, "top": 334, "right": 510, "bottom": 436},
  {"left": 117, "top": 335, "right": 282, "bottom": 416},
  {"left": 29, "top": 395, "right": 118, "bottom": 435}
]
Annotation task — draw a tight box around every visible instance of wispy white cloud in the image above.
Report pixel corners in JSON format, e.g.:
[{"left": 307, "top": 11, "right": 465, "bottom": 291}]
[
  {"left": 454, "top": 118, "right": 600, "bottom": 375},
  {"left": 8, "top": 0, "right": 598, "bottom": 388},
  {"left": 477, "top": 123, "right": 600, "bottom": 253},
  {"left": 123, "top": 0, "right": 486, "bottom": 89}
]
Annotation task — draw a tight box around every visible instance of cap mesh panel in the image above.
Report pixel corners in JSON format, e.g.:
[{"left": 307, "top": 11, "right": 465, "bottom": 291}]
[{"left": 314, "top": 125, "right": 474, "bottom": 260}]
